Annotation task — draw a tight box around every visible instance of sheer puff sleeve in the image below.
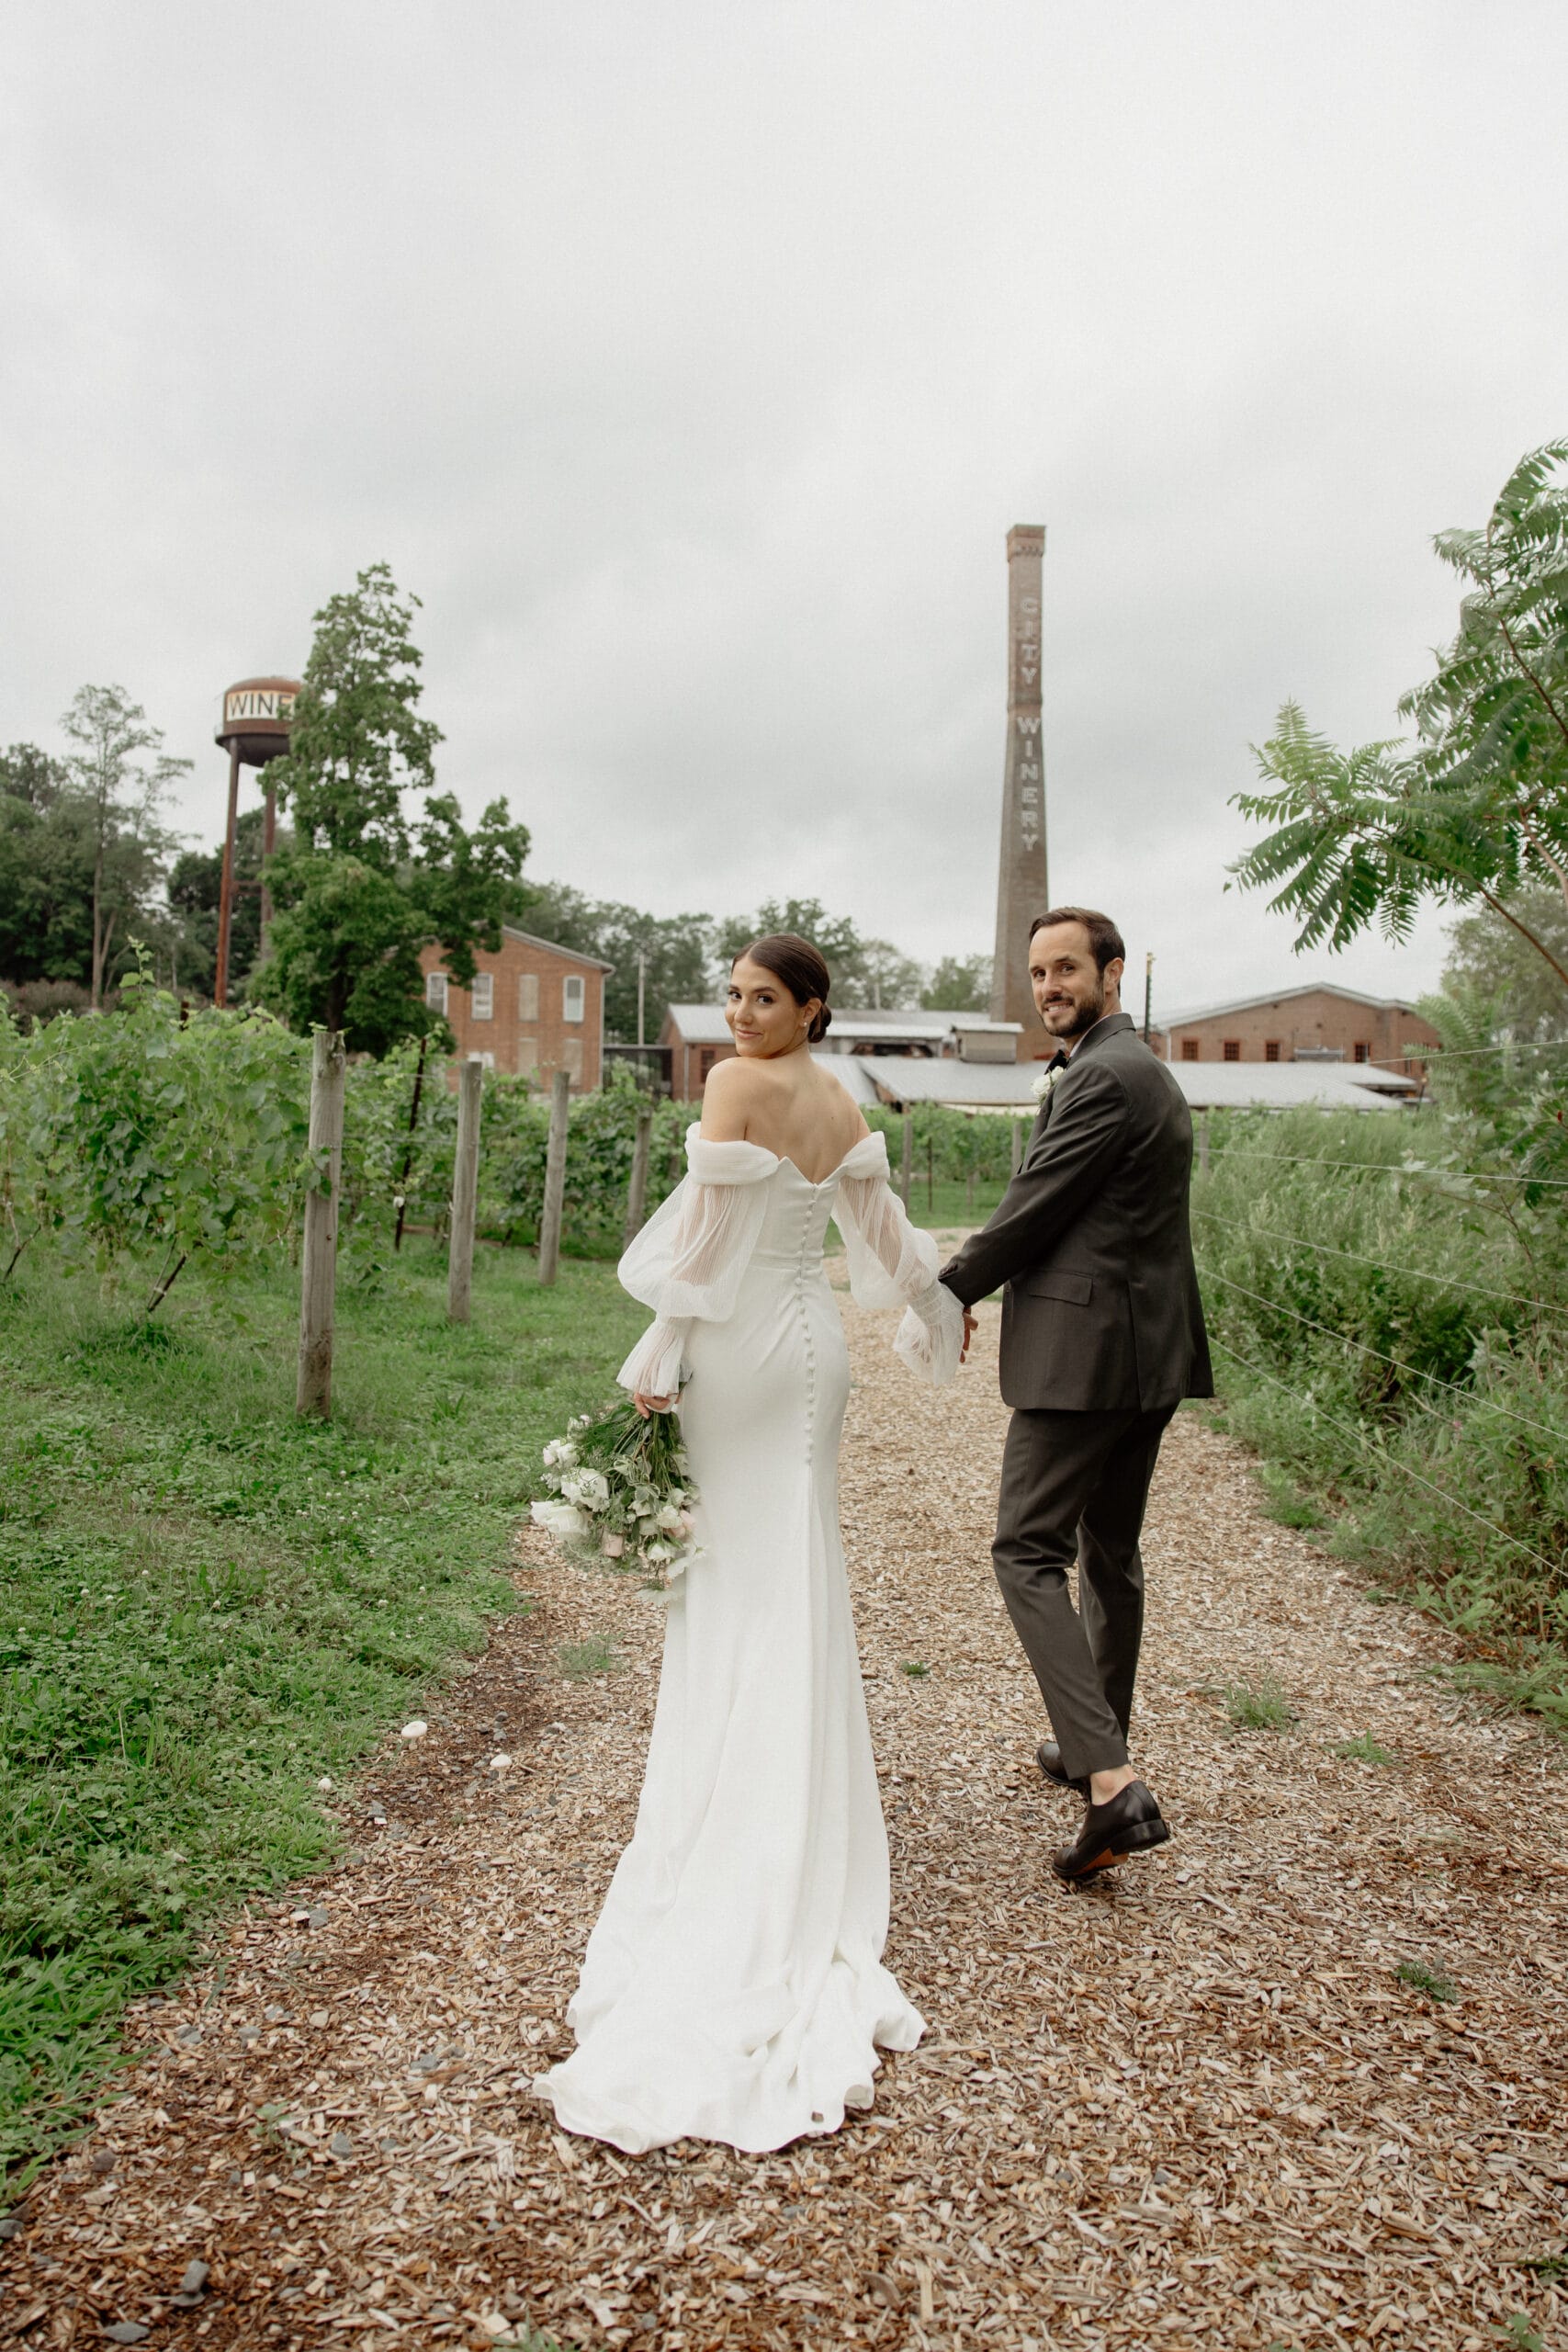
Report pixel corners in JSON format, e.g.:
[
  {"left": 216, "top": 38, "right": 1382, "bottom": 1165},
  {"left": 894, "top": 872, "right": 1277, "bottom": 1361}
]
[
  {"left": 615, "top": 1126, "right": 778, "bottom": 1396},
  {"left": 833, "top": 1132, "right": 965, "bottom": 1386}
]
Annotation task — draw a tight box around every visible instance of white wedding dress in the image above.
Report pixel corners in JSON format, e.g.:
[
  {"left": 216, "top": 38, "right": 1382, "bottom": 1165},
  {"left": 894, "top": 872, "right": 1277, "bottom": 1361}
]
[{"left": 534, "top": 1125, "right": 964, "bottom": 2154}]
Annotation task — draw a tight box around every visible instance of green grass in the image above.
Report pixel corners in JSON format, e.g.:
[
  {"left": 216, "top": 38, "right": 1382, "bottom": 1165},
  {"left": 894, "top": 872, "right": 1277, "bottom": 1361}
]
[
  {"left": 1335, "top": 1733, "right": 1397, "bottom": 1765},
  {"left": 1394, "top": 1957, "right": 1458, "bottom": 2003},
  {"left": 900, "top": 1660, "right": 931, "bottom": 1679},
  {"left": 0, "top": 1238, "right": 644, "bottom": 2198},
  {"left": 832, "top": 1178, "right": 1009, "bottom": 1245},
  {"left": 558, "top": 1635, "right": 620, "bottom": 1680},
  {"left": 1258, "top": 1463, "right": 1327, "bottom": 1531},
  {"left": 1224, "top": 1678, "right": 1296, "bottom": 1732}
]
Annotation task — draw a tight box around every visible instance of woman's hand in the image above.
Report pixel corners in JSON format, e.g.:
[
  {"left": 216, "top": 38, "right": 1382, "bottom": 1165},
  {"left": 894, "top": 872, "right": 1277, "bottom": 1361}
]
[{"left": 633, "top": 1390, "right": 676, "bottom": 1419}]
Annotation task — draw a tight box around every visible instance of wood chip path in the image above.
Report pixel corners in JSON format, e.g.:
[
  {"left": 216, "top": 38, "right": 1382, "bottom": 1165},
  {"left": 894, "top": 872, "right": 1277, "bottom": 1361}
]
[{"left": 5, "top": 1261, "right": 1566, "bottom": 2350}]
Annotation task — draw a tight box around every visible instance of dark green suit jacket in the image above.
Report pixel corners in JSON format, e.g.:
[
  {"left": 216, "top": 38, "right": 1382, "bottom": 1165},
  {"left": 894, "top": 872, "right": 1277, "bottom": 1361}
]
[{"left": 939, "top": 1012, "right": 1213, "bottom": 1412}]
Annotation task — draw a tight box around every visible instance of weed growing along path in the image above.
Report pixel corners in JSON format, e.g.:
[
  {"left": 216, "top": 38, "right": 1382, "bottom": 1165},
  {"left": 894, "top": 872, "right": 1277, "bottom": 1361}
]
[
  {"left": 0, "top": 1242, "right": 645, "bottom": 2194},
  {"left": 4, "top": 1266, "right": 1566, "bottom": 2348}
]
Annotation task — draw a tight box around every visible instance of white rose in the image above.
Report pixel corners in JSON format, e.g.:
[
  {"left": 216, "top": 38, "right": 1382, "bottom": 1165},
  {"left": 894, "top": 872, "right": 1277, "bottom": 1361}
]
[
  {"left": 562, "top": 1468, "right": 610, "bottom": 1511},
  {"left": 655, "top": 1502, "right": 683, "bottom": 1532},
  {"left": 531, "top": 1498, "right": 589, "bottom": 1540}
]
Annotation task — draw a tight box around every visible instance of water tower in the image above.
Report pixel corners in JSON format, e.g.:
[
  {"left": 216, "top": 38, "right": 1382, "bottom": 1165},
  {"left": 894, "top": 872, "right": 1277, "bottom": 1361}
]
[{"left": 213, "top": 676, "right": 300, "bottom": 1006}]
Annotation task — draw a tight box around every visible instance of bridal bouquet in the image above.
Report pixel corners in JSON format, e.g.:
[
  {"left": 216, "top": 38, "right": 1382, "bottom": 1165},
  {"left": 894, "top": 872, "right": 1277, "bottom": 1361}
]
[{"left": 530, "top": 1397, "right": 703, "bottom": 1594}]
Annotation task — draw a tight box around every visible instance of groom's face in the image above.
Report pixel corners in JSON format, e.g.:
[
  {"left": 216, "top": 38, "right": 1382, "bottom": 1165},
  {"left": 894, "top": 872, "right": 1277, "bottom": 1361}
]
[{"left": 1029, "top": 922, "right": 1122, "bottom": 1042}]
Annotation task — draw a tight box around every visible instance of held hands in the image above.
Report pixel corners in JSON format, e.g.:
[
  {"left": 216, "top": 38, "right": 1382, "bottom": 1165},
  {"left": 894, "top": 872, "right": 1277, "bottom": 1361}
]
[
  {"left": 633, "top": 1391, "right": 677, "bottom": 1419},
  {"left": 960, "top": 1310, "right": 977, "bottom": 1364}
]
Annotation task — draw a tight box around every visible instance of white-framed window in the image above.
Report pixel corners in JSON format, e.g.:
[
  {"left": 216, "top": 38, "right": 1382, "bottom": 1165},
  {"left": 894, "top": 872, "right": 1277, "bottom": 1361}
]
[
  {"left": 563, "top": 974, "right": 586, "bottom": 1023},
  {"left": 470, "top": 972, "right": 494, "bottom": 1021},
  {"left": 517, "top": 972, "right": 539, "bottom": 1023},
  {"left": 468, "top": 1049, "right": 495, "bottom": 1071},
  {"left": 425, "top": 970, "right": 448, "bottom": 1014},
  {"left": 562, "top": 1037, "right": 584, "bottom": 1084}
]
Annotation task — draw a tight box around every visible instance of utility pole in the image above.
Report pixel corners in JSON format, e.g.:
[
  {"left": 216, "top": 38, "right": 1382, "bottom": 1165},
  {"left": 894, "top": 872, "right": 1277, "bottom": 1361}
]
[
  {"left": 215, "top": 739, "right": 241, "bottom": 1008},
  {"left": 637, "top": 950, "right": 647, "bottom": 1050}
]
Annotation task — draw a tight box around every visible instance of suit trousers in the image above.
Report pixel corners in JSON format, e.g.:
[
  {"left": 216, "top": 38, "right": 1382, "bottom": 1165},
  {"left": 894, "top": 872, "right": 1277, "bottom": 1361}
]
[{"left": 992, "top": 1403, "right": 1176, "bottom": 1782}]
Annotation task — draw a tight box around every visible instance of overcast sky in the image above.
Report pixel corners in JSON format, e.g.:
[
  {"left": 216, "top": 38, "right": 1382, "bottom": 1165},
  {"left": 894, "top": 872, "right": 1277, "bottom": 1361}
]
[{"left": 5, "top": 2, "right": 1565, "bottom": 1015}]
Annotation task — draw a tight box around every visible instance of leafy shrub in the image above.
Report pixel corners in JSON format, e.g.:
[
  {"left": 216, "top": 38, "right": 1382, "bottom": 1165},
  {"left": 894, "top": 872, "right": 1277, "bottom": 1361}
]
[{"left": 1195, "top": 1102, "right": 1568, "bottom": 1717}]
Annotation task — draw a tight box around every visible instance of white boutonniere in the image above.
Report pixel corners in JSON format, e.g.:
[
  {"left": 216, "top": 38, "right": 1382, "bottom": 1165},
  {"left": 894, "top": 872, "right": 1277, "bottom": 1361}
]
[{"left": 1031, "top": 1065, "right": 1065, "bottom": 1105}]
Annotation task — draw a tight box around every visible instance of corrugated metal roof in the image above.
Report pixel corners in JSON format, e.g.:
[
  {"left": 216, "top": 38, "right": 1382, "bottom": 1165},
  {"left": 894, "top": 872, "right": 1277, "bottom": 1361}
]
[
  {"left": 812, "top": 1053, "right": 884, "bottom": 1105},
  {"left": 661, "top": 1003, "right": 732, "bottom": 1043},
  {"left": 661, "top": 1002, "right": 1015, "bottom": 1046},
  {"left": 1168, "top": 1064, "right": 1400, "bottom": 1111},
  {"left": 863, "top": 1056, "right": 1404, "bottom": 1114}
]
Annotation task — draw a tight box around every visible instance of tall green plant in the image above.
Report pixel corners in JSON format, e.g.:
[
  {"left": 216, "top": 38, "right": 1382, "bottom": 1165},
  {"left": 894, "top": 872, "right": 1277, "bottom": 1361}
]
[
  {"left": 1231, "top": 441, "right": 1568, "bottom": 1002},
  {"left": 58, "top": 687, "right": 188, "bottom": 1009},
  {"left": 0, "top": 967, "right": 311, "bottom": 1308},
  {"left": 254, "top": 563, "right": 531, "bottom": 1054}
]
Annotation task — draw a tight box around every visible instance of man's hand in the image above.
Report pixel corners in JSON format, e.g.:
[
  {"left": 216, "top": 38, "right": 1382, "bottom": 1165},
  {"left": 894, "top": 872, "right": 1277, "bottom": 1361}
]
[
  {"left": 960, "top": 1310, "right": 978, "bottom": 1364},
  {"left": 632, "top": 1391, "right": 676, "bottom": 1419}
]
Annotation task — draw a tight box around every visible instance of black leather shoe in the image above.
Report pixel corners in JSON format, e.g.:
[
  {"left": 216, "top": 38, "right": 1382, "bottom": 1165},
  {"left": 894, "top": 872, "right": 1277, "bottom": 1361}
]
[
  {"left": 1052, "top": 1781, "right": 1170, "bottom": 1883},
  {"left": 1036, "top": 1741, "right": 1089, "bottom": 1797}
]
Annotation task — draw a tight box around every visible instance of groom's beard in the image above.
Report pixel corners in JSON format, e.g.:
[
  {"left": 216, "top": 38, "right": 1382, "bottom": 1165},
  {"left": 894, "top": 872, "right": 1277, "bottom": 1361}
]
[{"left": 1043, "top": 982, "right": 1106, "bottom": 1044}]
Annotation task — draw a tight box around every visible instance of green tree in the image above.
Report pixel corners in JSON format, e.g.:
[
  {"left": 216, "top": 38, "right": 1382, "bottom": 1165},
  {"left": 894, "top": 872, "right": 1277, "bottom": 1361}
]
[
  {"left": 254, "top": 563, "right": 531, "bottom": 1054},
  {"left": 856, "top": 938, "right": 924, "bottom": 1011},
  {"left": 714, "top": 897, "right": 925, "bottom": 1009},
  {"left": 1442, "top": 886, "right": 1568, "bottom": 1042},
  {"left": 920, "top": 953, "right": 992, "bottom": 1012},
  {"left": 0, "top": 746, "right": 96, "bottom": 987},
  {"left": 1230, "top": 441, "right": 1568, "bottom": 1006},
  {"left": 58, "top": 688, "right": 187, "bottom": 1007},
  {"left": 523, "top": 882, "right": 712, "bottom": 1044},
  {"left": 165, "top": 807, "right": 271, "bottom": 1001}
]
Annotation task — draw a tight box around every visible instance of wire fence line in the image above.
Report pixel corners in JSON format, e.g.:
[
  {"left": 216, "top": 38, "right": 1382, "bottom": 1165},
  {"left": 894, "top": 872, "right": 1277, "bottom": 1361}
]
[
  {"left": 1205, "top": 1334, "right": 1562, "bottom": 1581},
  {"left": 1370, "top": 1038, "right": 1568, "bottom": 1066},
  {"left": 1190, "top": 1204, "right": 1568, "bottom": 1325},
  {"left": 1194, "top": 1261, "right": 1568, "bottom": 1448},
  {"left": 1206, "top": 1147, "right": 1568, "bottom": 1190}
]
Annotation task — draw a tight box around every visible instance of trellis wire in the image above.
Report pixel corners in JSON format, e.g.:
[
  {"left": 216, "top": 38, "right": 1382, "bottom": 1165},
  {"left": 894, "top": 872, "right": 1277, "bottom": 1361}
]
[
  {"left": 1207, "top": 1334, "right": 1561, "bottom": 1580},
  {"left": 1191, "top": 1204, "right": 1568, "bottom": 1324},
  {"left": 1195, "top": 1262, "right": 1568, "bottom": 1447},
  {"left": 1206, "top": 1148, "right": 1568, "bottom": 1190},
  {"left": 1371, "top": 1038, "right": 1568, "bottom": 1064}
]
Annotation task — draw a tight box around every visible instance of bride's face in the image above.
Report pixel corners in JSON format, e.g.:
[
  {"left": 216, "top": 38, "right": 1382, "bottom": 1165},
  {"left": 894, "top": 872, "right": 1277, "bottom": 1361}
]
[{"left": 727, "top": 956, "right": 818, "bottom": 1057}]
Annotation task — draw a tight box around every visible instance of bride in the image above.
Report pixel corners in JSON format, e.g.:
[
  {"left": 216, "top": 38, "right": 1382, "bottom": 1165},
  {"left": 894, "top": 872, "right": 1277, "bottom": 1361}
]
[{"left": 534, "top": 933, "right": 965, "bottom": 2154}]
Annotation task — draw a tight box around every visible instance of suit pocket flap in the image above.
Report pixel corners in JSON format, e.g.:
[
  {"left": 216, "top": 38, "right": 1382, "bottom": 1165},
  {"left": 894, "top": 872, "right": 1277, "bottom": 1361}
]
[{"left": 1018, "top": 1269, "right": 1094, "bottom": 1306}]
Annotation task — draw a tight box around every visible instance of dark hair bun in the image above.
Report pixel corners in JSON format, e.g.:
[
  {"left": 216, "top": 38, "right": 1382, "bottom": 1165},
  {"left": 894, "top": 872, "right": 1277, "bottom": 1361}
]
[{"left": 735, "top": 933, "right": 831, "bottom": 1044}]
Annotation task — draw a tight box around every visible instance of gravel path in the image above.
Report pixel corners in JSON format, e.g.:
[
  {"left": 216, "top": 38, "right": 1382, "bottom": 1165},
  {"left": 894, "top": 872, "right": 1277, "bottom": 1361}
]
[{"left": 5, "top": 1262, "right": 1566, "bottom": 2350}]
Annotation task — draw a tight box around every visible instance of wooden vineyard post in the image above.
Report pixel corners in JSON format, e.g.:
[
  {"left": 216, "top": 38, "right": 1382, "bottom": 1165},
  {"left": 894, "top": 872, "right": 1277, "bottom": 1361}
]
[
  {"left": 537, "top": 1069, "right": 571, "bottom": 1286},
  {"left": 624, "top": 1103, "right": 654, "bottom": 1247},
  {"left": 926, "top": 1133, "right": 934, "bottom": 1210},
  {"left": 447, "top": 1057, "right": 483, "bottom": 1324},
  {"left": 900, "top": 1110, "right": 914, "bottom": 1210},
  {"left": 296, "top": 1029, "right": 346, "bottom": 1419},
  {"left": 1198, "top": 1113, "right": 1211, "bottom": 1181}
]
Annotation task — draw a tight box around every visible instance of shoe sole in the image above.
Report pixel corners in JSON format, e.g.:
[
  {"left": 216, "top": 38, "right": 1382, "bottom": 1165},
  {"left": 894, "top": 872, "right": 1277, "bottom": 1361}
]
[{"left": 1055, "top": 1816, "right": 1171, "bottom": 1883}]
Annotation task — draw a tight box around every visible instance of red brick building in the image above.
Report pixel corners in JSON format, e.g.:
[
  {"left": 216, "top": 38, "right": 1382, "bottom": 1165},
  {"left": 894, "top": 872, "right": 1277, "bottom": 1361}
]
[
  {"left": 420, "top": 928, "right": 612, "bottom": 1090},
  {"left": 1152, "top": 983, "right": 1440, "bottom": 1072}
]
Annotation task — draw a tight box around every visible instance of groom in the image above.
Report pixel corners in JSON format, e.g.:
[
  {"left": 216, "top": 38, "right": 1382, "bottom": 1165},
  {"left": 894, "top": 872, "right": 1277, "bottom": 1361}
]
[{"left": 939, "top": 908, "right": 1212, "bottom": 1883}]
